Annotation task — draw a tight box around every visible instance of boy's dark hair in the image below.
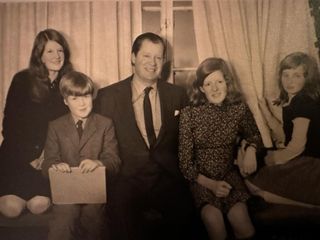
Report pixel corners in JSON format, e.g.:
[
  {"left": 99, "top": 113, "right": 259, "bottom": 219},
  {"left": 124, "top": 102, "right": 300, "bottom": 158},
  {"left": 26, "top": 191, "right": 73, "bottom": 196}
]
[{"left": 59, "top": 71, "right": 94, "bottom": 98}]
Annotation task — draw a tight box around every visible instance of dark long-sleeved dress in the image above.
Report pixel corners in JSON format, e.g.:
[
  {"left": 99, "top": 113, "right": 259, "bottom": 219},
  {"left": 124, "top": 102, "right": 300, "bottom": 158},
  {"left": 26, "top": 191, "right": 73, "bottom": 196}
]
[
  {"left": 179, "top": 101, "right": 262, "bottom": 213},
  {"left": 250, "top": 93, "right": 320, "bottom": 205},
  {"left": 0, "top": 69, "right": 68, "bottom": 199}
]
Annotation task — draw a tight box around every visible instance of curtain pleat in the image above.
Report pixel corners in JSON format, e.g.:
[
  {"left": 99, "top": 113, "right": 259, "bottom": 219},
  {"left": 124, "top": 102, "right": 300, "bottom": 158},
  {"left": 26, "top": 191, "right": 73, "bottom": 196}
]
[
  {"left": 192, "top": 0, "right": 318, "bottom": 147},
  {"left": 1, "top": 0, "right": 318, "bottom": 146},
  {"left": 0, "top": 0, "right": 141, "bottom": 142},
  {"left": 118, "top": 1, "right": 133, "bottom": 80},
  {"left": 192, "top": 1, "right": 214, "bottom": 60},
  {"left": 91, "top": 1, "right": 119, "bottom": 87}
]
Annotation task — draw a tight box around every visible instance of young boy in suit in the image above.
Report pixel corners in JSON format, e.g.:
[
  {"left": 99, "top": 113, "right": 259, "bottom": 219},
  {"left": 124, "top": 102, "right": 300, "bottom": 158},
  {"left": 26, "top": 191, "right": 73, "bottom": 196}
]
[{"left": 42, "top": 71, "right": 121, "bottom": 240}]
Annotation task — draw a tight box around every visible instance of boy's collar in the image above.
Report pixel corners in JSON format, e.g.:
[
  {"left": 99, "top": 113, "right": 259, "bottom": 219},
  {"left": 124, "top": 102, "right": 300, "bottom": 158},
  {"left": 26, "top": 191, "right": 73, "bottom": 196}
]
[{"left": 71, "top": 113, "right": 91, "bottom": 125}]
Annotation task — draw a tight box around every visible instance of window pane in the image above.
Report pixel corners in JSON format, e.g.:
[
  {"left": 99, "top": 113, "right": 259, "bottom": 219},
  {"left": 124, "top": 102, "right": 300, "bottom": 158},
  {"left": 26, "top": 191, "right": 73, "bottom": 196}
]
[
  {"left": 174, "top": 70, "right": 196, "bottom": 93},
  {"left": 141, "top": 1, "right": 198, "bottom": 86},
  {"left": 142, "top": 1, "right": 161, "bottom": 34},
  {"left": 173, "top": 2, "right": 198, "bottom": 68}
]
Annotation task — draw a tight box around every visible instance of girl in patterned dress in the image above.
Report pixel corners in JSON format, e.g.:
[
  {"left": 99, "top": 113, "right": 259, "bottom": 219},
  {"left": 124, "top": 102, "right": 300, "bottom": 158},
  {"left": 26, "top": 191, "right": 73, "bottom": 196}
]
[
  {"left": 246, "top": 52, "right": 320, "bottom": 207},
  {"left": 179, "top": 58, "right": 262, "bottom": 240}
]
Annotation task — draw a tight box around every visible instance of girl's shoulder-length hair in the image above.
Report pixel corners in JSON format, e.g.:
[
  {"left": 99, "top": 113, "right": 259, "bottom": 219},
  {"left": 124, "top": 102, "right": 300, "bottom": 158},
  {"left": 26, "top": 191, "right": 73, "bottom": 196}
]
[
  {"left": 190, "top": 57, "right": 243, "bottom": 106},
  {"left": 274, "top": 52, "right": 320, "bottom": 105}
]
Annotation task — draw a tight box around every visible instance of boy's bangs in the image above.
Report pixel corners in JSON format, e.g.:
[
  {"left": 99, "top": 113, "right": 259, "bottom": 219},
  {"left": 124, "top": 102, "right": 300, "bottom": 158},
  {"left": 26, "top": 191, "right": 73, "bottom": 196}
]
[{"left": 66, "top": 85, "right": 92, "bottom": 96}]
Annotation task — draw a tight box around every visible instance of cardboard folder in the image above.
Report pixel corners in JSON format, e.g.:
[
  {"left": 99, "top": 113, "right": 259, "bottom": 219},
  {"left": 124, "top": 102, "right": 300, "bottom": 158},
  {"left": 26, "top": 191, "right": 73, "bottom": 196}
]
[{"left": 49, "top": 167, "right": 106, "bottom": 204}]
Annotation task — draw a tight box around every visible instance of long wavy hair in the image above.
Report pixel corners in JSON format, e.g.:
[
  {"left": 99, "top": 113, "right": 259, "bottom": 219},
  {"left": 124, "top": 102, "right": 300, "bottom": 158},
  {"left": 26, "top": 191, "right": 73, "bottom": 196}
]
[
  {"left": 29, "top": 29, "right": 73, "bottom": 103},
  {"left": 190, "top": 57, "right": 243, "bottom": 106},
  {"left": 274, "top": 52, "right": 320, "bottom": 105}
]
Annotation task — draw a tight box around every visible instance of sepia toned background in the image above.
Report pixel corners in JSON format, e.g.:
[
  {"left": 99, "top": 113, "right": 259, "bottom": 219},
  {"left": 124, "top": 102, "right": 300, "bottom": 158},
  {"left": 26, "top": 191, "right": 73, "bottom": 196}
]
[{"left": 0, "top": 0, "right": 318, "bottom": 147}]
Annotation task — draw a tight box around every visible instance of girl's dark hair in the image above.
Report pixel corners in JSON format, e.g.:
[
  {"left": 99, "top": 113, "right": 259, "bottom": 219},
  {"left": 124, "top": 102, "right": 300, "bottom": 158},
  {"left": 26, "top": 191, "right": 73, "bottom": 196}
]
[
  {"left": 274, "top": 52, "right": 320, "bottom": 105},
  {"left": 190, "top": 57, "right": 242, "bottom": 106},
  {"left": 29, "top": 29, "right": 73, "bottom": 102},
  {"left": 59, "top": 71, "right": 95, "bottom": 98}
]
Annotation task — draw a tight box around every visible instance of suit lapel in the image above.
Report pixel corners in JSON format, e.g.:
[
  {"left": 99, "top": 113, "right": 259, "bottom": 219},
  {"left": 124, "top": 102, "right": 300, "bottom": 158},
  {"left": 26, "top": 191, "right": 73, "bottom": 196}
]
[
  {"left": 117, "top": 78, "right": 149, "bottom": 149},
  {"left": 79, "top": 114, "right": 97, "bottom": 150},
  {"left": 117, "top": 79, "right": 136, "bottom": 128},
  {"left": 63, "top": 114, "right": 80, "bottom": 148},
  {"left": 154, "top": 82, "right": 168, "bottom": 148}
]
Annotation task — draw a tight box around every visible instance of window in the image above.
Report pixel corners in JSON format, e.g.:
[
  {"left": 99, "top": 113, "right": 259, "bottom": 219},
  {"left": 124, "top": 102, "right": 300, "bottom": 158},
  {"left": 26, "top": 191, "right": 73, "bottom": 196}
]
[{"left": 142, "top": 0, "right": 198, "bottom": 90}]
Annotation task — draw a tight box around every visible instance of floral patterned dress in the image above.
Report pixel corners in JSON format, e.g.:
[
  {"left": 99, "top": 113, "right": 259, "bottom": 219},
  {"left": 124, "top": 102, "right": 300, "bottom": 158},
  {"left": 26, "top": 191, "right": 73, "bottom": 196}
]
[{"left": 179, "top": 101, "right": 262, "bottom": 213}]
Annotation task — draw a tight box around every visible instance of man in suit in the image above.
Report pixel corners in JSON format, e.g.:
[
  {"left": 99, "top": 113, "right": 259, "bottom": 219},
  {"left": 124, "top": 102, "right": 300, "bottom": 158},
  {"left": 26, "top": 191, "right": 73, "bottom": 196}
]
[
  {"left": 42, "top": 71, "right": 121, "bottom": 240},
  {"left": 94, "top": 32, "right": 194, "bottom": 240}
]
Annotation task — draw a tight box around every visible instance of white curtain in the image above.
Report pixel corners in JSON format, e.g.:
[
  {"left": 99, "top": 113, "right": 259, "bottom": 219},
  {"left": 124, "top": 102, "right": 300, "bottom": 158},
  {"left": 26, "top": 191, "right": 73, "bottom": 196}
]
[
  {"left": 193, "top": 0, "right": 319, "bottom": 147},
  {"left": 0, "top": 0, "right": 142, "bottom": 141}
]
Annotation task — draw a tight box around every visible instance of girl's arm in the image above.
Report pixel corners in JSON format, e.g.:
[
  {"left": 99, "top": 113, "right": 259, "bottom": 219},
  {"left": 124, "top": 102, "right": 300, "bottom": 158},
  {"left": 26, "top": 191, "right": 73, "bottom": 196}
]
[
  {"left": 238, "top": 104, "right": 263, "bottom": 176},
  {"left": 178, "top": 107, "right": 199, "bottom": 181},
  {"left": 2, "top": 73, "right": 27, "bottom": 142},
  {"left": 265, "top": 117, "right": 309, "bottom": 165},
  {"left": 259, "top": 98, "right": 285, "bottom": 147},
  {"left": 42, "top": 123, "right": 63, "bottom": 177},
  {"left": 196, "top": 174, "right": 232, "bottom": 198}
]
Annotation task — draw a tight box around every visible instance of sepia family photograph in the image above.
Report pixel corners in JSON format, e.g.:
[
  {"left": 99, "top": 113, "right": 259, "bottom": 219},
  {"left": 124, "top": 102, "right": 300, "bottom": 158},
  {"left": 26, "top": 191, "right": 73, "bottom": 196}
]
[{"left": 0, "top": 0, "right": 320, "bottom": 239}]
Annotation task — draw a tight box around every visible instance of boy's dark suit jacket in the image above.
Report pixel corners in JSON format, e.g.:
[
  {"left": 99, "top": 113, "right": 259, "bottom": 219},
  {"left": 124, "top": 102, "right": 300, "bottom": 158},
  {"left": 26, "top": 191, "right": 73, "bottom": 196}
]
[
  {"left": 94, "top": 76, "right": 189, "bottom": 179},
  {"left": 42, "top": 112, "right": 121, "bottom": 177}
]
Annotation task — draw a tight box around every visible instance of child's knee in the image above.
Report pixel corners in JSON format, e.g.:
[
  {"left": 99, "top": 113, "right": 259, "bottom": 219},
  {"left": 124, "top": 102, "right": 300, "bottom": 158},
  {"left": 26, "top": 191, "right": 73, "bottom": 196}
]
[
  {"left": 234, "top": 225, "right": 255, "bottom": 239},
  {"left": 0, "top": 195, "right": 26, "bottom": 218},
  {"left": 27, "top": 196, "right": 51, "bottom": 214},
  {"left": 201, "top": 204, "right": 224, "bottom": 224},
  {"left": 228, "top": 203, "right": 255, "bottom": 239}
]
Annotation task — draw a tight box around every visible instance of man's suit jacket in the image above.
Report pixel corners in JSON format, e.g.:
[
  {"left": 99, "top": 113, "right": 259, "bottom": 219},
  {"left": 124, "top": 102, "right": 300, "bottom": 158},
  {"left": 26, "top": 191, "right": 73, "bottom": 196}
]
[
  {"left": 94, "top": 76, "right": 189, "bottom": 179},
  {"left": 42, "top": 112, "right": 121, "bottom": 177}
]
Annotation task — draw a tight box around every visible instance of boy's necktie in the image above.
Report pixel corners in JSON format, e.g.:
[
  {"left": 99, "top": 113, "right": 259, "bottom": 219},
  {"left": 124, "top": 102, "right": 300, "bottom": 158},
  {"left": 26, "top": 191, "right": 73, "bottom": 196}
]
[
  {"left": 143, "top": 87, "right": 156, "bottom": 149},
  {"left": 76, "top": 120, "right": 83, "bottom": 138}
]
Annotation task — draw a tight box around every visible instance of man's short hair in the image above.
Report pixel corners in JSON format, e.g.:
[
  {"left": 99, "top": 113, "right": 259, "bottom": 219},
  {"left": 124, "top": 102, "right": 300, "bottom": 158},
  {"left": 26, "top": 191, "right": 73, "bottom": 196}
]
[{"left": 131, "top": 32, "right": 166, "bottom": 57}]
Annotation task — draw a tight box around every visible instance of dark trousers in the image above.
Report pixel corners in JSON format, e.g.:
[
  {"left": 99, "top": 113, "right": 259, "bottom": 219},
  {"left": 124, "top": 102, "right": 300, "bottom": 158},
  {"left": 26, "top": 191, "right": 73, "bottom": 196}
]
[
  {"left": 48, "top": 204, "right": 105, "bottom": 240},
  {"left": 107, "top": 172, "right": 195, "bottom": 240}
]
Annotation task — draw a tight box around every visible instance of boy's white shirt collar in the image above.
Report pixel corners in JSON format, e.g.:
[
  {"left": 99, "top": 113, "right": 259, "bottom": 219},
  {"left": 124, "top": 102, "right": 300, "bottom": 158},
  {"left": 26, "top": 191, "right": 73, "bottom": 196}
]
[{"left": 71, "top": 114, "right": 89, "bottom": 127}]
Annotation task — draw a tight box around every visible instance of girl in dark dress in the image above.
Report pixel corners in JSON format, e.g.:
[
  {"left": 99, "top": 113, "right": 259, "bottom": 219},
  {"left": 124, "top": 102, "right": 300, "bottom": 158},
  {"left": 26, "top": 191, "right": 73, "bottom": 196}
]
[
  {"left": 179, "top": 58, "right": 263, "bottom": 240},
  {"left": 0, "top": 29, "right": 73, "bottom": 217},
  {"left": 246, "top": 52, "right": 320, "bottom": 207}
]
